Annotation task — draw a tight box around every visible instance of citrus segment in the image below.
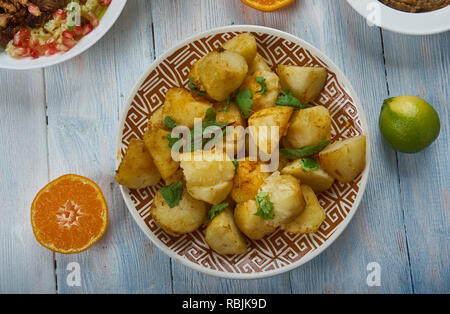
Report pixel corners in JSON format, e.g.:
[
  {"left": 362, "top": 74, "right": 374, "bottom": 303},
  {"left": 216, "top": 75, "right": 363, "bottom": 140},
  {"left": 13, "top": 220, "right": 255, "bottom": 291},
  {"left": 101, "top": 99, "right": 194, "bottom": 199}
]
[
  {"left": 241, "top": 0, "right": 294, "bottom": 12},
  {"left": 31, "top": 174, "right": 108, "bottom": 254}
]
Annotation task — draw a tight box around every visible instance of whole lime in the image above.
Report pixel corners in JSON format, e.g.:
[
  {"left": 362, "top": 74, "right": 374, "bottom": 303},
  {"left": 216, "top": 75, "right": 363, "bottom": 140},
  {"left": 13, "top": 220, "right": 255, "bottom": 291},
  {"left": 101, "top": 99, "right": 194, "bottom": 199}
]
[{"left": 379, "top": 95, "right": 440, "bottom": 153}]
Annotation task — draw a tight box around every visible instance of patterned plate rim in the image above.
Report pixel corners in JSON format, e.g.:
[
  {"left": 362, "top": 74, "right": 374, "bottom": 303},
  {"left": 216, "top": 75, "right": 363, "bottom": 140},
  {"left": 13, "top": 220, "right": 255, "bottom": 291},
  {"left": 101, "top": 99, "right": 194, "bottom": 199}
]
[{"left": 116, "top": 25, "right": 371, "bottom": 280}]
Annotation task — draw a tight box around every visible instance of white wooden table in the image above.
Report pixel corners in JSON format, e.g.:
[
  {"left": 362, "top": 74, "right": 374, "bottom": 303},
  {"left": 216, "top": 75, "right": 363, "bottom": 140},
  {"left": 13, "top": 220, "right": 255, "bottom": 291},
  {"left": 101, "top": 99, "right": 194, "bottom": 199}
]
[{"left": 0, "top": 0, "right": 448, "bottom": 294}]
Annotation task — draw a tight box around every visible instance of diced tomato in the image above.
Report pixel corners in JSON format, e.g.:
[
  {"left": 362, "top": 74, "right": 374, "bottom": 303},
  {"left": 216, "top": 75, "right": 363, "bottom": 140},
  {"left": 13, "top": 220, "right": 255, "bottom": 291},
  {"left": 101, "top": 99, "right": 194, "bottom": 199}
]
[
  {"left": 44, "top": 43, "right": 57, "bottom": 56},
  {"left": 62, "top": 30, "right": 75, "bottom": 40},
  {"left": 62, "top": 37, "right": 77, "bottom": 49},
  {"left": 29, "top": 49, "right": 39, "bottom": 59},
  {"left": 54, "top": 9, "right": 67, "bottom": 20},
  {"left": 28, "top": 3, "right": 42, "bottom": 16},
  {"left": 87, "top": 12, "right": 99, "bottom": 27},
  {"left": 82, "top": 23, "right": 93, "bottom": 35},
  {"left": 99, "top": 0, "right": 112, "bottom": 6},
  {"left": 13, "top": 29, "right": 31, "bottom": 47},
  {"left": 73, "top": 25, "right": 83, "bottom": 36}
]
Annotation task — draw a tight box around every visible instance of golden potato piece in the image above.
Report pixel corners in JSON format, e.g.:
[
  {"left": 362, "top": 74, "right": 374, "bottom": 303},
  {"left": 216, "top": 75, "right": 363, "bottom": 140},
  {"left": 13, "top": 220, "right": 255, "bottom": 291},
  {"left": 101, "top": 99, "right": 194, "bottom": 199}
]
[
  {"left": 231, "top": 159, "right": 270, "bottom": 203},
  {"left": 143, "top": 127, "right": 180, "bottom": 182},
  {"left": 187, "top": 180, "right": 233, "bottom": 205},
  {"left": 281, "top": 159, "right": 334, "bottom": 193},
  {"left": 148, "top": 106, "right": 165, "bottom": 130},
  {"left": 151, "top": 189, "right": 207, "bottom": 237},
  {"left": 248, "top": 106, "right": 294, "bottom": 154},
  {"left": 215, "top": 101, "right": 247, "bottom": 157},
  {"left": 189, "top": 59, "right": 206, "bottom": 93},
  {"left": 234, "top": 199, "right": 276, "bottom": 240},
  {"left": 283, "top": 185, "right": 326, "bottom": 234},
  {"left": 162, "top": 88, "right": 212, "bottom": 129},
  {"left": 163, "top": 169, "right": 184, "bottom": 185},
  {"left": 240, "top": 69, "right": 281, "bottom": 112},
  {"left": 197, "top": 50, "right": 248, "bottom": 101},
  {"left": 222, "top": 33, "right": 257, "bottom": 65},
  {"left": 205, "top": 207, "right": 248, "bottom": 255},
  {"left": 278, "top": 65, "right": 327, "bottom": 104},
  {"left": 285, "top": 106, "right": 332, "bottom": 148},
  {"left": 260, "top": 172, "right": 306, "bottom": 228},
  {"left": 248, "top": 53, "right": 271, "bottom": 74},
  {"left": 179, "top": 150, "right": 235, "bottom": 187},
  {"left": 319, "top": 136, "right": 367, "bottom": 183},
  {"left": 115, "top": 139, "right": 161, "bottom": 189}
]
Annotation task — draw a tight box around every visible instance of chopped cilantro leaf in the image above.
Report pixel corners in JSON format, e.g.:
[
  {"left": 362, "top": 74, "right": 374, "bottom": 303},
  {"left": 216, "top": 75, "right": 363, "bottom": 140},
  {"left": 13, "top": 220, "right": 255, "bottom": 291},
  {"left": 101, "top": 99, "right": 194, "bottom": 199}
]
[
  {"left": 235, "top": 89, "right": 253, "bottom": 118},
  {"left": 255, "top": 76, "right": 268, "bottom": 95},
  {"left": 189, "top": 78, "right": 206, "bottom": 95},
  {"left": 255, "top": 192, "right": 275, "bottom": 220},
  {"left": 280, "top": 140, "right": 331, "bottom": 160},
  {"left": 300, "top": 158, "right": 319, "bottom": 172},
  {"left": 160, "top": 181, "right": 183, "bottom": 208},
  {"left": 164, "top": 116, "right": 177, "bottom": 129},
  {"left": 207, "top": 202, "right": 229, "bottom": 221},
  {"left": 276, "top": 89, "right": 307, "bottom": 109}
]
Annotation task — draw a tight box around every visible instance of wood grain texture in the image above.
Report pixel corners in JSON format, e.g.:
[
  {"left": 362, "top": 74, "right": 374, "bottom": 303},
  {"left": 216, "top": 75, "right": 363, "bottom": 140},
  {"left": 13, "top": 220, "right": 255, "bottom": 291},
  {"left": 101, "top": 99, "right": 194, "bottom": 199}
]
[
  {"left": 44, "top": 0, "right": 172, "bottom": 293},
  {"left": 0, "top": 70, "right": 55, "bottom": 293},
  {"left": 0, "top": 0, "right": 448, "bottom": 294},
  {"left": 382, "top": 30, "right": 449, "bottom": 293}
]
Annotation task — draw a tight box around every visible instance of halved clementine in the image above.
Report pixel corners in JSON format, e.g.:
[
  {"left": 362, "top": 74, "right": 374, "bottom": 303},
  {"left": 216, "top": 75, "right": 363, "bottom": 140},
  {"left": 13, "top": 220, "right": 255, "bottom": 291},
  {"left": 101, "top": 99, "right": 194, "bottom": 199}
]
[
  {"left": 241, "top": 0, "right": 294, "bottom": 12},
  {"left": 31, "top": 174, "right": 108, "bottom": 254}
]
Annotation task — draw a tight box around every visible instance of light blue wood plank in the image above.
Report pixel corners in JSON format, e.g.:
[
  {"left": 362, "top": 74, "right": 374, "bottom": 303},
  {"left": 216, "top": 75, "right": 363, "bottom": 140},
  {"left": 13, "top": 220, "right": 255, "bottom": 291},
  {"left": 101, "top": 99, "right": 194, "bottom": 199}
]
[
  {"left": 261, "top": 0, "right": 413, "bottom": 293},
  {"left": 0, "top": 69, "right": 55, "bottom": 293},
  {"left": 151, "top": 0, "right": 293, "bottom": 293},
  {"left": 382, "top": 31, "right": 449, "bottom": 293},
  {"left": 43, "top": 1, "right": 172, "bottom": 293}
]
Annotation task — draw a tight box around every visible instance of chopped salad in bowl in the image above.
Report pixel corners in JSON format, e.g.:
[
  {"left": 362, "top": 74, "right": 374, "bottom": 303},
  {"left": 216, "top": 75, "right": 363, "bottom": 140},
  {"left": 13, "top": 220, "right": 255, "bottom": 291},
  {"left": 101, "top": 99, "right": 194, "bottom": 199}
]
[{"left": 0, "top": 0, "right": 111, "bottom": 59}]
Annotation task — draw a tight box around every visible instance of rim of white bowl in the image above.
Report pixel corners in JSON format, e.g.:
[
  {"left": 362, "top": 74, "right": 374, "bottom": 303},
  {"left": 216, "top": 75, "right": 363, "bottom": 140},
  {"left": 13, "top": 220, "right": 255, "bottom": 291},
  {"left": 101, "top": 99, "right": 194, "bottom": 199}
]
[
  {"left": 116, "top": 25, "right": 371, "bottom": 280},
  {"left": 347, "top": 0, "right": 450, "bottom": 35},
  {"left": 0, "top": 0, "right": 127, "bottom": 70}
]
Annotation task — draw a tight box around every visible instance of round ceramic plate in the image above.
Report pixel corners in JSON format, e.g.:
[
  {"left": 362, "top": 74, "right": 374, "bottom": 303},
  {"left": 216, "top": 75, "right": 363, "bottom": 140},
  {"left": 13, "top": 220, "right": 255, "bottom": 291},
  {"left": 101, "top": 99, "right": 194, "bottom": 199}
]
[
  {"left": 117, "top": 25, "right": 371, "bottom": 279},
  {"left": 0, "top": 0, "right": 127, "bottom": 70},
  {"left": 347, "top": 0, "right": 450, "bottom": 35}
]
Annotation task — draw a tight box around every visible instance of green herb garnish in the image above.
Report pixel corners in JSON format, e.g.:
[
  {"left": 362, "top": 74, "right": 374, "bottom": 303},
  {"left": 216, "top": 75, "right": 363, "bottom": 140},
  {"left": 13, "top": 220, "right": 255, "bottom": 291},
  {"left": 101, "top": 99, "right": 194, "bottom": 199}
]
[
  {"left": 160, "top": 181, "right": 183, "bottom": 208},
  {"left": 276, "top": 89, "right": 307, "bottom": 109},
  {"left": 299, "top": 158, "right": 319, "bottom": 172},
  {"left": 164, "top": 116, "right": 177, "bottom": 129},
  {"left": 204, "top": 108, "right": 216, "bottom": 122},
  {"left": 255, "top": 192, "right": 275, "bottom": 220},
  {"left": 189, "top": 78, "right": 206, "bottom": 95},
  {"left": 166, "top": 133, "right": 181, "bottom": 148},
  {"left": 207, "top": 202, "right": 229, "bottom": 221},
  {"left": 280, "top": 140, "right": 331, "bottom": 160},
  {"left": 235, "top": 89, "right": 253, "bottom": 118},
  {"left": 232, "top": 158, "right": 239, "bottom": 169},
  {"left": 255, "top": 76, "right": 268, "bottom": 95}
]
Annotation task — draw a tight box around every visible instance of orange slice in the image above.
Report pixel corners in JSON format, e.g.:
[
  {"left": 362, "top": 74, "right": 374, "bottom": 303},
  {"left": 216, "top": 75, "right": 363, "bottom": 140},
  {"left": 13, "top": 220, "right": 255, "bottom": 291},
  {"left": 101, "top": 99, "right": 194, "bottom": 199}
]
[
  {"left": 241, "top": 0, "right": 294, "bottom": 12},
  {"left": 31, "top": 174, "right": 108, "bottom": 254}
]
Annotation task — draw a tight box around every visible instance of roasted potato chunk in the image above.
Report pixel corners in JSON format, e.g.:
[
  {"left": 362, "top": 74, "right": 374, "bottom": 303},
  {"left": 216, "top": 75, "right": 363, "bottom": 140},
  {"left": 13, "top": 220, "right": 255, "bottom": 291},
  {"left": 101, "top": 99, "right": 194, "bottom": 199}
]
[
  {"left": 162, "top": 88, "right": 212, "bottom": 129},
  {"left": 222, "top": 33, "right": 257, "bottom": 65},
  {"left": 248, "top": 106, "right": 294, "bottom": 154},
  {"left": 231, "top": 159, "right": 270, "bottom": 203},
  {"left": 260, "top": 172, "right": 306, "bottom": 228},
  {"left": 205, "top": 207, "right": 248, "bottom": 255},
  {"left": 278, "top": 65, "right": 327, "bottom": 104},
  {"left": 187, "top": 181, "right": 233, "bottom": 205},
  {"left": 180, "top": 150, "right": 236, "bottom": 204},
  {"left": 151, "top": 189, "right": 207, "bottom": 237},
  {"left": 148, "top": 106, "right": 165, "bottom": 130},
  {"left": 143, "top": 127, "right": 180, "bottom": 182},
  {"left": 281, "top": 159, "right": 334, "bottom": 193},
  {"left": 215, "top": 101, "right": 247, "bottom": 156},
  {"left": 240, "top": 69, "right": 281, "bottom": 112},
  {"left": 248, "top": 53, "right": 271, "bottom": 74},
  {"left": 285, "top": 106, "right": 332, "bottom": 148},
  {"left": 283, "top": 185, "right": 326, "bottom": 234},
  {"left": 319, "top": 136, "right": 367, "bottom": 183},
  {"left": 115, "top": 139, "right": 161, "bottom": 189},
  {"left": 234, "top": 199, "right": 276, "bottom": 240},
  {"left": 197, "top": 50, "right": 248, "bottom": 101}
]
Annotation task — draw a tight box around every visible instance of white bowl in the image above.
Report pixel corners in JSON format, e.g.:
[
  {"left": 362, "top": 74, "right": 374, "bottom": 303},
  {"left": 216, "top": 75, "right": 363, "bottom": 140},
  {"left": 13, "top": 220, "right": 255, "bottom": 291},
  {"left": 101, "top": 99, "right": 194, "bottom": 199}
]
[
  {"left": 347, "top": 0, "right": 450, "bottom": 35},
  {"left": 116, "top": 25, "right": 371, "bottom": 279},
  {"left": 0, "top": 0, "right": 127, "bottom": 70}
]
